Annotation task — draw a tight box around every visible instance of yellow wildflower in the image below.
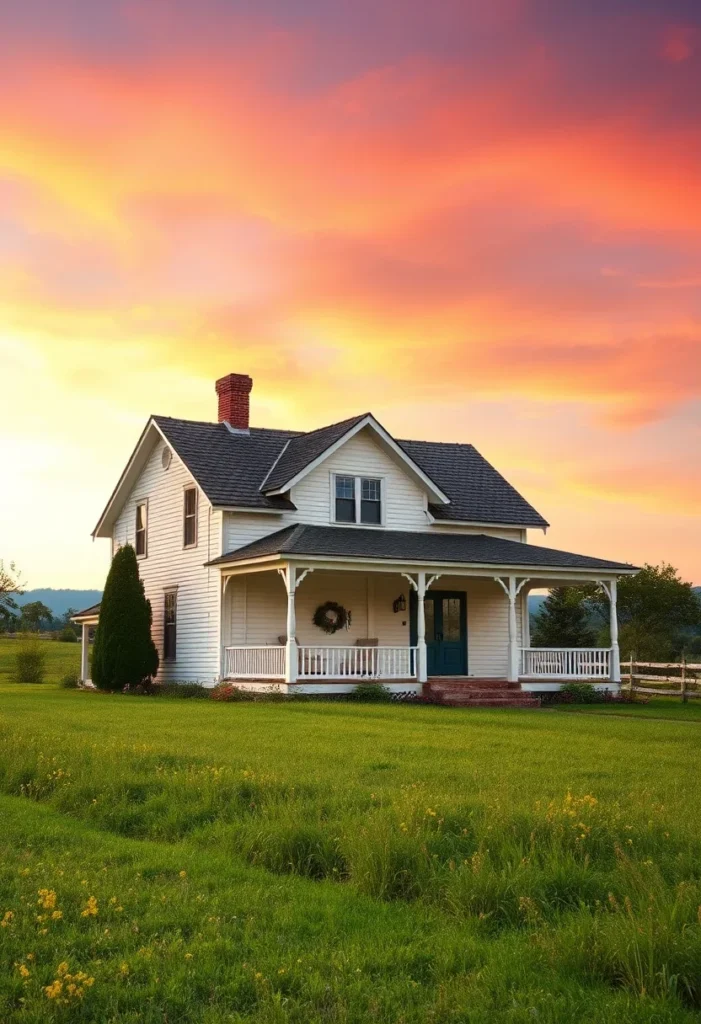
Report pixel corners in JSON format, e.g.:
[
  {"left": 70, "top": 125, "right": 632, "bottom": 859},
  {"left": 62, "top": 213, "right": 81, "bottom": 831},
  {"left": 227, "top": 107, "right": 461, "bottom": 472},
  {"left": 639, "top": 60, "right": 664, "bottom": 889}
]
[
  {"left": 184, "top": 952, "right": 193, "bottom": 960},
  {"left": 51, "top": 910, "right": 63, "bottom": 920},
  {"left": 1, "top": 910, "right": 14, "bottom": 927},
  {"left": 45, "top": 980, "right": 62, "bottom": 1000},
  {"left": 119, "top": 962, "right": 130, "bottom": 977},
  {"left": 179, "top": 870, "right": 187, "bottom": 879},
  {"left": 37, "top": 889, "right": 57, "bottom": 910},
  {"left": 17, "top": 964, "right": 31, "bottom": 979},
  {"left": 81, "top": 896, "right": 98, "bottom": 918},
  {"left": 57, "top": 962, "right": 70, "bottom": 977}
]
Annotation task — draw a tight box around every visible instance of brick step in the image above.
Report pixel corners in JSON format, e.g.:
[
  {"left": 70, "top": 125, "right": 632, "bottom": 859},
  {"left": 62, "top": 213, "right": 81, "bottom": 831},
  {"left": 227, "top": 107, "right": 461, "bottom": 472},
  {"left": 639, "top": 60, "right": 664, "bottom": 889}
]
[
  {"left": 432, "top": 690, "right": 524, "bottom": 700},
  {"left": 432, "top": 695, "right": 541, "bottom": 709}
]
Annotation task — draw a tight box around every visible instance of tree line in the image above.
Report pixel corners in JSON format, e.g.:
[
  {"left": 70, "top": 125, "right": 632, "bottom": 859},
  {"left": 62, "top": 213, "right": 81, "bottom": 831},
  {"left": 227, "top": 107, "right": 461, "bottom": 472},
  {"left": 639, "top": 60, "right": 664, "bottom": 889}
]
[{"left": 532, "top": 563, "right": 701, "bottom": 661}]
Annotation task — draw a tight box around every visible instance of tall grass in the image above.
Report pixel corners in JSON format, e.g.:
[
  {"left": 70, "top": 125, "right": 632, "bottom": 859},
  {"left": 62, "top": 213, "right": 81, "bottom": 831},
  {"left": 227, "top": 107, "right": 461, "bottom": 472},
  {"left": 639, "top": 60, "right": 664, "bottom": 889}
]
[{"left": 1, "top": 685, "right": 700, "bottom": 1019}]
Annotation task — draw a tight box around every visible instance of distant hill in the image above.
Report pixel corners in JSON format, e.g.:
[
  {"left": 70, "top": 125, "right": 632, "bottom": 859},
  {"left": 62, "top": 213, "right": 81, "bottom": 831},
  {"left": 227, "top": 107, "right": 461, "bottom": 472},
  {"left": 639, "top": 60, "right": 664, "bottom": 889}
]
[{"left": 13, "top": 589, "right": 102, "bottom": 618}]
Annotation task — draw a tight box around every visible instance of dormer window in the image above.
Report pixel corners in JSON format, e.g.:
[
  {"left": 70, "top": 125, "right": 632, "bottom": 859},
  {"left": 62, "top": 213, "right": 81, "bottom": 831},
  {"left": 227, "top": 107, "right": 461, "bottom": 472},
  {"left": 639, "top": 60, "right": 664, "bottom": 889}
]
[{"left": 334, "top": 475, "right": 383, "bottom": 526}]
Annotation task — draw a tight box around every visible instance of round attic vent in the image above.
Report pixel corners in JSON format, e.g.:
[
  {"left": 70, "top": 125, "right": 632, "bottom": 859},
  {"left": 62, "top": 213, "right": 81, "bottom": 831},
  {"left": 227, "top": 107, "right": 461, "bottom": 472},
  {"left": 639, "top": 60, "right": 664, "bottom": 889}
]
[{"left": 162, "top": 446, "right": 172, "bottom": 470}]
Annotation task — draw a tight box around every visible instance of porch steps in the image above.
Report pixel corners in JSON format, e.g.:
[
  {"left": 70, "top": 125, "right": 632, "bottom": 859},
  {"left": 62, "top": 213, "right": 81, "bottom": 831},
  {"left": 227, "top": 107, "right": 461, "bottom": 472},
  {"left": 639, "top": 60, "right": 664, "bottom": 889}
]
[{"left": 424, "top": 678, "right": 541, "bottom": 709}]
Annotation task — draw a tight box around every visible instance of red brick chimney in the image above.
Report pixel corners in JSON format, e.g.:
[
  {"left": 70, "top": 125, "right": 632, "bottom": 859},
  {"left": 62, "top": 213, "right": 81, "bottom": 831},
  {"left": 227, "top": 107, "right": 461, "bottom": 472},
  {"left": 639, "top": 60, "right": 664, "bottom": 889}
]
[{"left": 215, "top": 373, "right": 253, "bottom": 430}]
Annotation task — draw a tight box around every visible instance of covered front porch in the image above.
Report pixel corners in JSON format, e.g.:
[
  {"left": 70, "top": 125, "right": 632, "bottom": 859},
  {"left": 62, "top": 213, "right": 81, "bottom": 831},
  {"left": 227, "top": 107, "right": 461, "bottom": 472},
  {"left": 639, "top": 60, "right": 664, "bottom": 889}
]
[{"left": 216, "top": 557, "right": 623, "bottom": 694}]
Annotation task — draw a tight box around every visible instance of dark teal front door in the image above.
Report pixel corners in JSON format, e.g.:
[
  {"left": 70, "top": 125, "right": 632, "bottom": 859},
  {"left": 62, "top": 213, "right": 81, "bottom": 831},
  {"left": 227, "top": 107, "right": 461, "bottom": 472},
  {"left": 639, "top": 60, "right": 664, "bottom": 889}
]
[{"left": 411, "top": 591, "right": 467, "bottom": 676}]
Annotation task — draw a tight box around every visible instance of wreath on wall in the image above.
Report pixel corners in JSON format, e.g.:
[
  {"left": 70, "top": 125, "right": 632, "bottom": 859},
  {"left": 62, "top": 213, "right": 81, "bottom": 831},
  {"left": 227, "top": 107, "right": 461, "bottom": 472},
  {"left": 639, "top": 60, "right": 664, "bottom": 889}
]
[{"left": 312, "top": 601, "right": 349, "bottom": 634}]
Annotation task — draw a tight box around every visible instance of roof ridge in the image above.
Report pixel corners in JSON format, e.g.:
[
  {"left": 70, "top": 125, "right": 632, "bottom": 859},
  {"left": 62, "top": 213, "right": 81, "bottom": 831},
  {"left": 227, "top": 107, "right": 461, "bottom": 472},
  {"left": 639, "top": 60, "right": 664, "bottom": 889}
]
[
  {"left": 398, "top": 437, "right": 476, "bottom": 450},
  {"left": 286, "top": 411, "right": 369, "bottom": 443},
  {"left": 153, "top": 414, "right": 301, "bottom": 438},
  {"left": 259, "top": 436, "right": 293, "bottom": 491}
]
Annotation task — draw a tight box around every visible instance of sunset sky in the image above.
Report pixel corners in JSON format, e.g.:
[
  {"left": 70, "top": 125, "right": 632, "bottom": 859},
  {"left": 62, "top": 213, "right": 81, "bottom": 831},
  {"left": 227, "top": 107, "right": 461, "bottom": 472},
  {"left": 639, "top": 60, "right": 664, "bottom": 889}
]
[{"left": 1, "top": 0, "right": 700, "bottom": 590}]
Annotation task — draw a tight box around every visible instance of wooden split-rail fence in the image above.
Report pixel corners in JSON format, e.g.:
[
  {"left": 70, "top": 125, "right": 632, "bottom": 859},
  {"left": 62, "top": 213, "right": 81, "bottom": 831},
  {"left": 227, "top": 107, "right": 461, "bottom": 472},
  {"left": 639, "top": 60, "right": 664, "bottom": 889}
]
[{"left": 622, "top": 658, "right": 701, "bottom": 702}]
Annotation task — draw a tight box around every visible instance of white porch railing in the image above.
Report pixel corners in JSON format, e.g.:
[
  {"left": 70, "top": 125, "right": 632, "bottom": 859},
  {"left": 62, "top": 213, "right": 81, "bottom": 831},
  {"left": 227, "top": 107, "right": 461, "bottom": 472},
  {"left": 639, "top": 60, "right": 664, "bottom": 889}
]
[
  {"left": 520, "top": 647, "right": 611, "bottom": 680},
  {"left": 298, "top": 646, "right": 417, "bottom": 680},
  {"left": 223, "top": 646, "right": 285, "bottom": 679}
]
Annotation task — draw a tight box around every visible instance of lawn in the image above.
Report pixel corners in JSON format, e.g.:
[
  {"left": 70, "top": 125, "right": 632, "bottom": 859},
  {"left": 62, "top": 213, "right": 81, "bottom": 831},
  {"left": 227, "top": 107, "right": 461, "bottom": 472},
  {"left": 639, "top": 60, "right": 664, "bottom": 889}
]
[
  {"left": 0, "top": 636, "right": 80, "bottom": 686},
  {"left": 1, "top": 676, "right": 701, "bottom": 1021}
]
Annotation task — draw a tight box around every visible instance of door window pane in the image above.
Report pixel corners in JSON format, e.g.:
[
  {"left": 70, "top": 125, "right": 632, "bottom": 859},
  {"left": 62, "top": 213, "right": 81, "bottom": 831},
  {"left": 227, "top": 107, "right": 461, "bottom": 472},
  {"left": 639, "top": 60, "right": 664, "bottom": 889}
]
[
  {"left": 442, "top": 598, "right": 461, "bottom": 642},
  {"left": 424, "top": 598, "right": 435, "bottom": 642}
]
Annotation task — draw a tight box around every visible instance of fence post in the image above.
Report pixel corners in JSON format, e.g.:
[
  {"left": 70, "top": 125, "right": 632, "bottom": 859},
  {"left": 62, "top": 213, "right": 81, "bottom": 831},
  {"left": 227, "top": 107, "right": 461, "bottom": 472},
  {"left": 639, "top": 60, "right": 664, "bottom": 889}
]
[
  {"left": 629, "top": 651, "right": 636, "bottom": 701},
  {"left": 681, "top": 656, "right": 687, "bottom": 703}
]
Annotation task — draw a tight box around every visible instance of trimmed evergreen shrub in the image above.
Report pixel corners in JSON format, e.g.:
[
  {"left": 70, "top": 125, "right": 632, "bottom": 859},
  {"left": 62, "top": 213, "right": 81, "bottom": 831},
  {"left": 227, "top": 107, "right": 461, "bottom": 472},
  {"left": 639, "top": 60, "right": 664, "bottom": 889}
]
[
  {"left": 58, "top": 626, "right": 78, "bottom": 643},
  {"left": 92, "top": 544, "right": 159, "bottom": 691},
  {"left": 14, "top": 634, "right": 47, "bottom": 684},
  {"left": 351, "top": 682, "right": 393, "bottom": 702},
  {"left": 59, "top": 672, "right": 80, "bottom": 689}
]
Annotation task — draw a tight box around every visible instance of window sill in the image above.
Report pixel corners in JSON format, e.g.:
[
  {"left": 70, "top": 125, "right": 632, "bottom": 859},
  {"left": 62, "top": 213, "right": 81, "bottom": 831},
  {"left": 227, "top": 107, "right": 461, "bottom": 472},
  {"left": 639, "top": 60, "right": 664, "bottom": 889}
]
[{"left": 332, "top": 521, "right": 386, "bottom": 530}]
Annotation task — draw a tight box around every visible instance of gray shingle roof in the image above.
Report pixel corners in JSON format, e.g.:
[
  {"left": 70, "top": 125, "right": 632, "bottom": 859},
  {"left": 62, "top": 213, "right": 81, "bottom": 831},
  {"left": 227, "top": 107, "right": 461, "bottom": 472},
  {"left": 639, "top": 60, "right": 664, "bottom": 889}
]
[
  {"left": 153, "top": 413, "right": 548, "bottom": 527},
  {"left": 71, "top": 603, "right": 101, "bottom": 620},
  {"left": 261, "top": 413, "right": 368, "bottom": 492},
  {"left": 154, "top": 417, "right": 299, "bottom": 510},
  {"left": 398, "top": 439, "right": 547, "bottom": 527},
  {"left": 207, "top": 524, "right": 635, "bottom": 572}
]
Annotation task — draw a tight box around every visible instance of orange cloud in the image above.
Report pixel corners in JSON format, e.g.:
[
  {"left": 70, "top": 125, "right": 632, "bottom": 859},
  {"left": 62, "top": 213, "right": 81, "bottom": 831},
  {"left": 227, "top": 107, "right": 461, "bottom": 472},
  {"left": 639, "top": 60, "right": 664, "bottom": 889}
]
[{"left": 2, "top": 2, "right": 701, "bottom": 585}]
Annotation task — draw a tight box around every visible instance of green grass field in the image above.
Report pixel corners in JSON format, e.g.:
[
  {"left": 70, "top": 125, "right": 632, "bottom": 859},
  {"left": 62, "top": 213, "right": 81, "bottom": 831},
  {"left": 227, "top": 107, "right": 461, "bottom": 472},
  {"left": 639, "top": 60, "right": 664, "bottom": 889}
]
[
  {"left": 1, "top": 642, "right": 701, "bottom": 1022},
  {"left": 0, "top": 636, "right": 81, "bottom": 686}
]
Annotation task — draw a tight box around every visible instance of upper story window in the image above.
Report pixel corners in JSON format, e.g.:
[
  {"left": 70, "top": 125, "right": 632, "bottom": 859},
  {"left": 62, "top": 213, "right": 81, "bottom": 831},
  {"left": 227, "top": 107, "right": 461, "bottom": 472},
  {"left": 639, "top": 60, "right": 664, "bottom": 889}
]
[
  {"left": 361, "top": 477, "right": 381, "bottom": 524},
  {"left": 135, "top": 501, "right": 147, "bottom": 558},
  {"left": 183, "top": 487, "right": 198, "bottom": 548},
  {"left": 335, "top": 475, "right": 356, "bottom": 522},
  {"left": 334, "top": 475, "right": 383, "bottom": 526}
]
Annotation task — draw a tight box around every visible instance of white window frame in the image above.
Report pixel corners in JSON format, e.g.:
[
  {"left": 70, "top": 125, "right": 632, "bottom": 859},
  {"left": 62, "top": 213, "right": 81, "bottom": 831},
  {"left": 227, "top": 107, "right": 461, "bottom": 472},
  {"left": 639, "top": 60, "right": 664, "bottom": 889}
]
[
  {"left": 135, "top": 499, "right": 148, "bottom": 559},
  {"left": 183, "top": 486, "right": 198, "bottom": 549},
  {"left": 330, "top": 473, "right": 385, "bottom": 528}
]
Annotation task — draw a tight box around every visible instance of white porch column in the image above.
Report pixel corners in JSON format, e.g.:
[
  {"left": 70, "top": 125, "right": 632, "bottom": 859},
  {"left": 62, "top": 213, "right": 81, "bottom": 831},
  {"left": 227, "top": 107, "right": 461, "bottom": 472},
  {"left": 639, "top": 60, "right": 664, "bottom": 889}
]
[
  {"left": 80, "top": 623, "right": 90, "bottom": 682},
  {"left": 609, "top": 577, "right": 621, "bottom": 682},
  {"left": 507, "top": 575, "right": 519, "bottom": 683},
  {"left": 284, "top": 565, "right": 297, "bottom": 684},
  {"left": 416, "top": 570, "right": 427, "bottom": 683}
]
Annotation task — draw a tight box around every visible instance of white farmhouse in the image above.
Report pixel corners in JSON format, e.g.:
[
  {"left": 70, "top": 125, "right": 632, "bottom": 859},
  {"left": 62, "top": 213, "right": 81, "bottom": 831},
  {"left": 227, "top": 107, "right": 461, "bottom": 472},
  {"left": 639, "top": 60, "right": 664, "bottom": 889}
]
[{"left": 73, "top": 372, "right": 637, "bottom": 705}]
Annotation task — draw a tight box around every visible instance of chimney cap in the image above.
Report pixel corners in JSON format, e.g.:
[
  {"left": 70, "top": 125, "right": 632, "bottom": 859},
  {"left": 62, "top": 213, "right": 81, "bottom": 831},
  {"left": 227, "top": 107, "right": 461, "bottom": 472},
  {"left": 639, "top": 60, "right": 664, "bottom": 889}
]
[{"left": 215, "top": 372, "right": 253, "bottom": 394}]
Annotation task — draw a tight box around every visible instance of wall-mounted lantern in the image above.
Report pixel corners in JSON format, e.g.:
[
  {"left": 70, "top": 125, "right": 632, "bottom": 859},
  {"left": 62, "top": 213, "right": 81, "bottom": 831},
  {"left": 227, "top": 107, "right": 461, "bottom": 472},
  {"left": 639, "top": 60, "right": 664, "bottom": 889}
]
[{"left": 392, "top": 593, "right": 406, "bottom": 614}]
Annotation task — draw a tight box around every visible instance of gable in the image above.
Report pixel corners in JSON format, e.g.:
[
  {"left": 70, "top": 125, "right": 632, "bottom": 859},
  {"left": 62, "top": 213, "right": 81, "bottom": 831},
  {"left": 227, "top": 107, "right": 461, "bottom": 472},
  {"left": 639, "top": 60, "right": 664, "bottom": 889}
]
[
  {"left": 291, "top": 426, "right": 430, "bottom": 530},
  {"left": 262, "top": 413, "right": 449, "bottom": 504}
]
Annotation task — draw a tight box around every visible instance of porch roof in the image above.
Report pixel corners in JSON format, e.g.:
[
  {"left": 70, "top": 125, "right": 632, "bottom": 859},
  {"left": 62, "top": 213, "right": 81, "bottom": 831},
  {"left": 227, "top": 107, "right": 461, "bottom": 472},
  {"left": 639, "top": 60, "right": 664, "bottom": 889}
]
[
  {"left": 71, "top": 602, "right": 101, "bottom": 623},
  {"left": 207, "top": 524, "right": 637, "bottom": 573}
]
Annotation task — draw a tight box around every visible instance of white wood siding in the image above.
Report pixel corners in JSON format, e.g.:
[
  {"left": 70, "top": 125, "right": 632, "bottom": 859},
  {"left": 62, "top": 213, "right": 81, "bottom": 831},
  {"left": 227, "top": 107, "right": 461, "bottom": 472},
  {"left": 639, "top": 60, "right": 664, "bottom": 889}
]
[
  {"left": 290, "top": 428, "right": 429, "bottom": 530},
  {"left": 112, "top": 436, "right": 222, "bottom": 684},
  {"left": 223, "top": 569, "right": 522, "bottom": 677}
]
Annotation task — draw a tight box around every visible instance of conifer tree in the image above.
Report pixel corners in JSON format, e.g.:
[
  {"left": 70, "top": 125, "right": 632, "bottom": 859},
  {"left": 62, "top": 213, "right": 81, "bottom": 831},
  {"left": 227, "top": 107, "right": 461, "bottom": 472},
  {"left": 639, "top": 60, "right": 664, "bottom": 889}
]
[
  {"left": 92, "top": 544, "right": 159, "bottom": 690},
  {"left": 531, "top": 587, "right": 596, "bottom": 648}
]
